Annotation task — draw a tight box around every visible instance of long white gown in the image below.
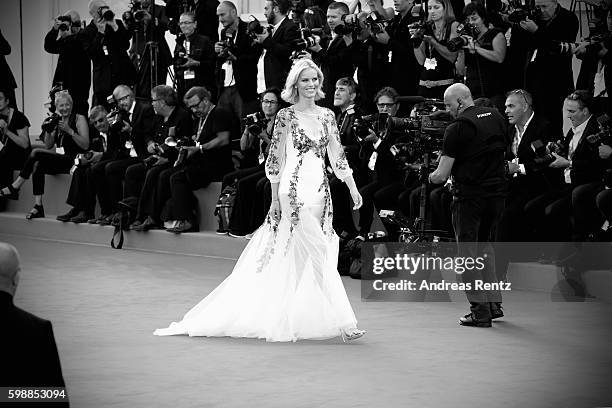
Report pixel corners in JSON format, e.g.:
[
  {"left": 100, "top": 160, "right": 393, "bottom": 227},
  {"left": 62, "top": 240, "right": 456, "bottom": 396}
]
[{"left": 154, "top": 106, "right": 358, "bottom": 342}]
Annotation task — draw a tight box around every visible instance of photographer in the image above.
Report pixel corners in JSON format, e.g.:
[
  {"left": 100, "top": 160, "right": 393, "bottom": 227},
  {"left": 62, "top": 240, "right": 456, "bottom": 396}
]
[
  {"left": 0, "top": 29, "right": 17, "bottom": 109},
  {"left": 0, "top": 90, "right": 30, "bottom": 209},
  {"left": 82, "top": 0, "right": 137, "bottom": 108},
  {"left": 412, "top": 0, "right": 459, "bottom": 99},
  {"left": 0, "top": 91, "right": 89, "bottom": 220},
  {"left": 215, "top": 1, "right": 262, "bottom": 125},
  {"left": 358, "top": 87, "right": 407, "bottom": 235},
  {"left": 429, "top": 83, "right": 507, "bottom": 327},
  {"left": 124, "top": 0, "right": 173, "bottom": 98},
  {"left": 174, "top": 12, "right": 216, "bottom": 100},
  {"left": 44, "top": 10, "right": 91, "bottom": 115},
  {"left": 455, "top": 1, "right": 507, "bottom": 109},
  {"left": 253, "top": 0, "right": 300, "bottom": 93},
  {"left": 537, "top": 91, "right": 611, "bottom": 241},
  {"left": 165, "top": 0, "right": 220, "bottom": 42},
  {"left": 522, "top": 0, "right": 578, "bottom": 135},
  {"left": 308, "top": 2, "right": 356, "bottom": 108},
  {"left": 125, "top": 85, "right": 192, "bottom": 231},
  {"left": 56, "top": 106, "right": 131, "bottom": 223},
  {"left": 163, "top": 86, "right": 234, "bottom": 233},
  {"left": 221, "top": 88, "right": 283, "bottom": 237}
]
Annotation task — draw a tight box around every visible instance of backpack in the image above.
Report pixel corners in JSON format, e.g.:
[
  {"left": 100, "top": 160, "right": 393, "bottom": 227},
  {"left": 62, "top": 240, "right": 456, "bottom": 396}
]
[
  {"left": 214, "top": 182, "right": 238, "bottom": 233},
  {"left": 110, "top": 196, "right": 139, "bottom": 249}
]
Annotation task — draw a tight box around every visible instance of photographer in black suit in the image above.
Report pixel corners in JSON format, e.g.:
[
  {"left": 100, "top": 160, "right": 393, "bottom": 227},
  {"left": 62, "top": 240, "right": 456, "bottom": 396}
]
[
  {"left": 82, "top": 0, "right": 137, "bottom": 108},
  {"left": 44, "top": 10, "right": 91, "bottom": 115},
  {"left": 522, "top": 0, "right": 579, "bottom": 135},
  {"left": 166, "top": 0, "right": 221, "bottom": 42},
  {"left": 429, "top": 83, "right": 507, "bottom": 327},
  {"left": 253, "top": 0, "right": 300, "bottom": 92},
  {"left": 0, "top": 243, "right": 68, "bottom": 401},
  {"left": 308, "top": 2, "right": 356, "bottom": 108}
]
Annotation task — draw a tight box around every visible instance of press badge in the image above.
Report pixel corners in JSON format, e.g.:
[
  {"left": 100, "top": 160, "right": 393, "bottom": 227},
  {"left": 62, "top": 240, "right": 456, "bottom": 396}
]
[
  {"left": 424, "top": 57, "right": 437, "bottom": 70},
  {"left": 184, "top": 69, "right": 195, "bottom": 80},
  {"left": 56, "top": 147, "right": 65, "bottom": 155}
]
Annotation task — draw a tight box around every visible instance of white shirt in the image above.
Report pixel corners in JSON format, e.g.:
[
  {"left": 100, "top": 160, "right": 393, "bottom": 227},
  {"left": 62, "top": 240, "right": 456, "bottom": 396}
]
[
  {"left": 564, "top": 115, "right": 592, "bottom": 184},
  {"left": 512, "top": 111, "right": 534, "bottom": 176},
  {"left": 257, "top": 17, "right": 286, "bottom": 94}
]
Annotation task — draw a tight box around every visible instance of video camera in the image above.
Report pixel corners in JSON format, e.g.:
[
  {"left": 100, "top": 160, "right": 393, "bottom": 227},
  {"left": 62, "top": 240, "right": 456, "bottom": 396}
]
[
  {"left": 41, "top": 84, "right": 65, "bottom": 134},
  {"left": 122, "top": 0, "right": 149, "bottom": 31},
  {"left": 446, "top": 23, "right": 480, "bottom": 52},
  {"left": 243, "top": 111, "right": 269, "bottom": 136},
  {"left": 352, "top": 112, "right": 390, "bottom": 140}
]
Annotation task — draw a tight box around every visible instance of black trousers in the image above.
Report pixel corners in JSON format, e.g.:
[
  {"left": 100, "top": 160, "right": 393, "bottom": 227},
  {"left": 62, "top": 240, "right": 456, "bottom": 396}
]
[
  {"left": 451, "top": 195, "right": 504, "bottom": 320},
  {"left": 358, "top": 179, "right": 404, "bottom": 234},
  {"left": 251, "top": 177, "right": 271, "bottom": 230},
  {"left": 166, "top": 163, "right": 220, "bottom": 222},
  {"left": 223, "top": 166, "right": 267, "bottom": 235},
  {"left": 330, "top": 175, "right": 358, "bottom": 235},
  {"left": 596, "top": 188, "right": 612, "bottom": 222},
  {"left": 66, "top": 160, "right": 112, "bottom": 216},
  {"left": 136, "top": 161, "right": 174, "bottom": 222},
  {"left": 124, "top": 162, "right": 147, "bottom": 199},
  {"left": 19, "top": 148, "right": 73, "bottom": 196},
  {"left": 104, "top": 157, "right": 141, "bottom": 212}
]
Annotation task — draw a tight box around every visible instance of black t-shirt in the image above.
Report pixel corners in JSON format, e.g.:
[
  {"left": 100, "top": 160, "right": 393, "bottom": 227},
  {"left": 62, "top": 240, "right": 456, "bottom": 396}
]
[
  {"left": 194, "top": 106, "right": 233, "bottom": 174},
  {"left": 442, "top": 106, "right": 507, "bottom": 197},
  {"left": 2, "top": 109, "right": 30, "bottom": 154}
]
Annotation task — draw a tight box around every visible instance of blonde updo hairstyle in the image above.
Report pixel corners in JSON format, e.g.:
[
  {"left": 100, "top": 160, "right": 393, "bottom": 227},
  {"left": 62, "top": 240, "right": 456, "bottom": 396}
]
[{"left": 281, "top": 58, "right": 325, "bottom": 104}]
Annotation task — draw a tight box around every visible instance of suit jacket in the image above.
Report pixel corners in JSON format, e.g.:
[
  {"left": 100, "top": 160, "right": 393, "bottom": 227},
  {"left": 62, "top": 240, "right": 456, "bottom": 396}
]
[
  {"left": 564, "top": 115, "right": 608, "bottom": 186},
  {"left": 0, "top": 29, "right": 17, "bottom": 91},
  {"left": 217, "top": 19, "right": 261, "bottom": 102},
  {"left": 176, "top": 33, "right": 216, "bottom": 94},
  {"left": 313, "top": 35, "right": 355, "bottom": 108},
  {"left": 130, "top": 100, "right": 157, "bottom": 158},
  {"left": 81, "top": 19, "right": 137, "bottom": 95},
  {"left": 1, "top": 292, "right": 68, "bottom": 401},
  {"left": 260, "top": 18, "right": 300, "bottom": 90},
  {"left": 505, "top": 114, "right": 560, "bottom": 195}
]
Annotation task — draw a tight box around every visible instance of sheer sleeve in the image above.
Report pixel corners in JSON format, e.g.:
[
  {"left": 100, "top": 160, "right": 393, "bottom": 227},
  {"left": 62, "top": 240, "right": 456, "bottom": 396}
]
[
  {"left": 265, "top": 108, "right": 289, "bottom": 183},
  {"left": 324, "top": 109, "right": 353, "bottom": 181}
]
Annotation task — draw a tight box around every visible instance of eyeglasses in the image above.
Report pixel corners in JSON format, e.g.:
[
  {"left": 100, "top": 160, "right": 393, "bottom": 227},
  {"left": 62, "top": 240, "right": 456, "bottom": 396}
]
[
  {"left": 93, "top": 117, "right": 106, "bottom": 124},
  {"left": 186, "top": 99, "right": 203, "bottom": 110},
  {"left": 152, "top": 98, "right": 162, "bottom": 103},
  {"left": 261, "top": 99, "right": 278, "bottom": 105},
  {"left": 115, "top": 94, "right": 130, "bottom": 103},
  {"left": 377, "top": 102, "right": 396, "bottom": 109},
  {"left": 179, "top": 21, "right": 195, "bottom": 25},
  {"left": 508, "top": 89, "right": 531, "bottom": 107}
]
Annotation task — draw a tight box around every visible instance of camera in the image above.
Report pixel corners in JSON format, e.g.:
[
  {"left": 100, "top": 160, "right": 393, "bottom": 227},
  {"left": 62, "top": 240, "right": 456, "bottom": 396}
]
[
  {"left": 247, "top": 17, "right": 269, "bottom": 40},
  {"left": 364, "top": 13, "right": 390, "bottom": 35},
  {"left": 76, "top": 151, "right": 95, "bottom": 165},
  {"left": 334, "top": 15, "right": 361, "bottom": 36},
  {"left": 174, "top": 136, "right": 196, "bottom": 167},
  {"left": 41, "top": 84, "right": 65, "bottom": 134},
  {"left": 243, "top": 111, "right": 269, "bottom": 136},
  {"left": 57, "top": 15, "right": 72, "bottom": 32},
  {"left": 123, "top": 0, "right": 149, "bottom": 31},
  {"left": 408, "top": 21, "right": 434, "bottom": 48},
  {"left": 352, "top": 113, "right": 390, "bottom": 140},
  {"left": 531, "top": 138, "right": 566, "bottom": 167},
  {"left": 446, "top": 23, "right": 480, "bottom": 52},
  {"left": 218, "top": 29, "right": 237, "bottom": 60},
  {"left": 98, "top": 6, "right": 115, "bottom": 22},
  {"left": 586, "top": 114, "right": 612, "bottom": 145}
]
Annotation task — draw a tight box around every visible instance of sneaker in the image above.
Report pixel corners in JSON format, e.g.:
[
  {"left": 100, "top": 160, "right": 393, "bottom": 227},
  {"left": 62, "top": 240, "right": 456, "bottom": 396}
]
[
  {"left": 228, "top": 231, "right": 247, "bottom": 238},
  {"left": 56, "top": 207, "right": 80, "bottom": 222},
  {"left": 216, "top": 229, "right": 229, "bottom": 235}
]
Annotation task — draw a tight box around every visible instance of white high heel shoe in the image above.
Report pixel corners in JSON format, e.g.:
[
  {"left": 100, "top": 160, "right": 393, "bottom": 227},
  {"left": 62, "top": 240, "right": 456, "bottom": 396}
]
[{"left": 340, "top": 328, "right": 366, "bottom": 342}]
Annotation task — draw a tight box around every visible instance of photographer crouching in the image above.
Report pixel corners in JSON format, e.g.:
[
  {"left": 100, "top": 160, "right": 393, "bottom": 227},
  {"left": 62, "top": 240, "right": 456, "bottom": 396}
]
[
  {"left": 429, "top": 83, "right": 507, "bottom": 327},
  {"left": 56, "top": 106, "right": 131, "bottom": 223}
]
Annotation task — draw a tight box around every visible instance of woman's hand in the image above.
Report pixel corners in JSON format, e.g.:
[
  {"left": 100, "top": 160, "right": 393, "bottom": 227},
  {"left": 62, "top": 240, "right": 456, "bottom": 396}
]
[
  {"left": 57, "top": 121, "right": 75, "bottom": 136},
  {"left": 350, "top": 189, "right": 363, "bottom": 210},
  {"left": 270, "top": 199, "right": 281, "bottom": 222}
]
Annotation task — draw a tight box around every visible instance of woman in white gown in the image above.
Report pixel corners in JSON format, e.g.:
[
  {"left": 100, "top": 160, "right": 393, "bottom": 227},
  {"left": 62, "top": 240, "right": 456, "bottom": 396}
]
[{"left": 154, "top": 59, "right": 366, "bottom": 342}]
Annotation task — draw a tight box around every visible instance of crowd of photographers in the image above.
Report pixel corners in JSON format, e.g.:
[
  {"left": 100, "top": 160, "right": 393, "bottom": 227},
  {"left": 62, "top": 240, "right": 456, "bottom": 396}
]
[{"left": 0, "top": 0, "right": 611, "bottom": 243}]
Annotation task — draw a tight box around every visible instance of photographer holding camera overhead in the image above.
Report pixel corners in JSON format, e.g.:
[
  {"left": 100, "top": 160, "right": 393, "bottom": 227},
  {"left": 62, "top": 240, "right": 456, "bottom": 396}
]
[
  {"left": 522, "top": 0, "right": 578, "bottom": 135},
  {"left": 82, "top": 0, "right": 137, "bottom": 109},
  {"left": 44, "top": 10, "right": 91, "bottom": 115},
  {"left": 454, "top": 1, "right": 507, "bottom": 110},
  {"left": 174, "top": 11, "right": 216, "bottom": 100},
  {"left": 215, "top": 1, "right": 261, "bottom": 125}
]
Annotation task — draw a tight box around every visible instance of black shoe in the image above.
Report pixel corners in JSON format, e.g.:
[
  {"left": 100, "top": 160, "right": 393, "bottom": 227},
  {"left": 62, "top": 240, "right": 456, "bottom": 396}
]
[
  {"left": 133, "top": 216, "right": 157, "bottom": 232},
  {"left": 491, "top": 303, "right": 504, "bottom": 320},
  {"left": 0, "top": 184, "right": 20, "bottom": 200},
  {"left": 97, "top": 214, "right": 114, "bottom": 225},
  {"left": 70, "top": 211, "right": 92, "bottom": 224},
  {"left": 56, "top": 207, "right": 80, "bottom": 222},
  {"left": 128, "top": 218, "right": 143, "bottom": 230},
  {"left": 26, "top": 204, "right": 45, "bottom": 220},
  {"left": 459, "top": 313, "right": 492, "bottom": 328},
  {"left": 167, "top": 220, "right": 194, "bottom": 234}
]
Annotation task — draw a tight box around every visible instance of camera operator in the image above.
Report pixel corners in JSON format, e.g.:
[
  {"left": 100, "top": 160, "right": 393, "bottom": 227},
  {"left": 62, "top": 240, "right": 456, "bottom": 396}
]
[
  {"left": 174, "top": 12, "right": 216, "bottom": 100},
  {"left": 221, "top": 88, "right": 283, "bottom": 237},
  {"left": 124, "top": 85, "right": 193, "bottom": 231},
  {"left": 253, "top": 0, "right": 300, "bottom": 93},
  {"left": 0, "top": 90, "right": 30, "bottom": 209},
  {"left": 165, "top": 0, "right": 221, "bottom": 42},
  {"left": 44, "top": 10, "right": 91, "bottom": 115},
  {"left": 215, "top": 1, "right": 262, "bottom": 126},
  {"left": 163, "top": 86, "right": 235, "bottom": 233},
  {"left": 537, "top": 91, "right": 611, "bottom": 241},
  {"left": 1, "top": 91, "right": 89, "bottom": 220},
  {"left": 358, "top": 87, "right": 407, "bottom": 235},
  {"left": 412, "top": 0, "right": 459, "bottom": 99},
  {"left": 429, "top": 83, "right": 507, "bottom": 327},
  {"left": 522, "top": 0, "right": 578, "bottom": 135},
  {"left": 124, "top": 0, "right": 173, "bottom": 98},
  {"left": 82, "top": 0, "right": 137, "bottom": 108},
  {"left": 455, "top": 2, "right": 507, "bottom": 110},
  {"left": 57, "top": 105, "right": 131, "bottom": 223},
  {"left": 307, "top": 2, "right": 356, "bottom": 108},
  {"left": 497, "top": 89, "right": 559, "bottom": 242}
]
